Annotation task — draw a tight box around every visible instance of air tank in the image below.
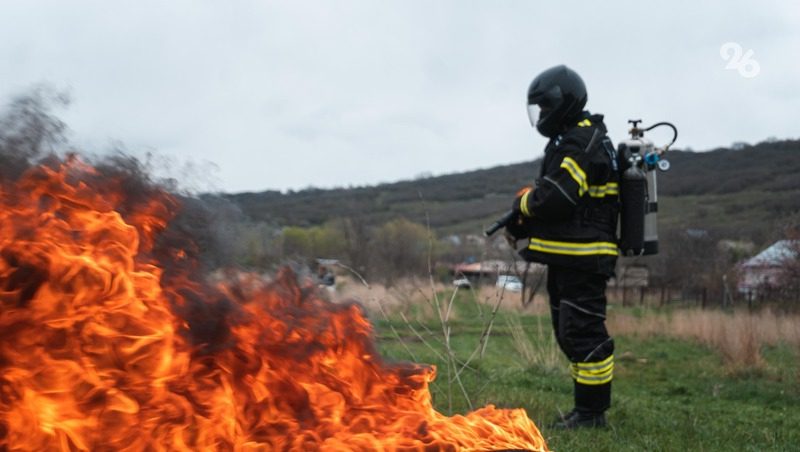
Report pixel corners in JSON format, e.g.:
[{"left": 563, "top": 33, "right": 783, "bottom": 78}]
[{"left": 617, "top": 128, "right": 660, "bottom": 256}]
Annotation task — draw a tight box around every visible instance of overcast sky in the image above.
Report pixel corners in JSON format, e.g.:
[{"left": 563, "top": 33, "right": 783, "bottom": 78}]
[{"left": 2, "top": 1, "right": 798, "bottom": 193}]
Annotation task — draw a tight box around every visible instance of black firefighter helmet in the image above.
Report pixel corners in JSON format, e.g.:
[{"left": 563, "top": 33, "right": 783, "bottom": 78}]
[{"left": 527, "top": 65, "right": 587, "bottom": 138}]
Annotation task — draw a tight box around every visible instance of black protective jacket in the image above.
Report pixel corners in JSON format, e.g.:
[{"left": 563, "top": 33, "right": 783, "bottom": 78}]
[{"left": 515, "top": 112, "right": 620, "bottom": 276}]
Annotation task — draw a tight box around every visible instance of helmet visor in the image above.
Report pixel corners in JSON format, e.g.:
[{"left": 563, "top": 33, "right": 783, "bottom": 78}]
[
  {"left": 526, "top": 104, "right": 539, "bottom": 128},
  {"left": 527, "top": 104, "right": 551, "bottom": 128}
]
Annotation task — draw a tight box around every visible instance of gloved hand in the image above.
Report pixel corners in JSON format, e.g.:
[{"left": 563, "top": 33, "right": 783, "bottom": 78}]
[
  {"left": 512, "top": 186, "right": 534, "bottom": 216},
  {"left": 505, "top": 186, "right": 534, "bottom": 249},
  {"left": 504, "top": 212, "right": 531, "bottom": 241}
]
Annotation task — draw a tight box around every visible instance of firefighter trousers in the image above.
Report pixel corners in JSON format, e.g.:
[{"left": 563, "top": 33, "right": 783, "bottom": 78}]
[{"left": 547, "top": 264, "right": 614, "bottom": 414}]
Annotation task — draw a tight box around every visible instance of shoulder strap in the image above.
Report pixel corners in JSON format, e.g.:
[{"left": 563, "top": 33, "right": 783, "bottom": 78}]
[{"left": 601, "top": 137, "right": 619, "bottom": 172}]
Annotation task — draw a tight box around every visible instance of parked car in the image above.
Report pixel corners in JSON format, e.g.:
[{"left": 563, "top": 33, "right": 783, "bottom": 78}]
[
  {"left": 496, "top": 275, "right": 523, "bottom": 292},
  {"left": 453, "top": 277, "right": 472, "bottom": 288}
]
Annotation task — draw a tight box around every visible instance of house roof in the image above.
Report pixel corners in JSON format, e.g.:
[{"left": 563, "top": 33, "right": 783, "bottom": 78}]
[
  {"left": 453, "top": 260, "right": 537, "bottom": 275},
  {"left": 742, "top": 240, "right": 798, "bottom": 268}
]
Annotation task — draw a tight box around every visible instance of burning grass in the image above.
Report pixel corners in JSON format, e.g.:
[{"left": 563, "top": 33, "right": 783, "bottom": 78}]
[{"left": 0, "top": 158, "right": 548, "bottom": 450}]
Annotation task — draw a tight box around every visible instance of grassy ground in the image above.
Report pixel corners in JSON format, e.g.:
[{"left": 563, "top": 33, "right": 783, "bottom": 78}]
[{"left": 371, "top": 294, "right": 800, "bottom": 451}]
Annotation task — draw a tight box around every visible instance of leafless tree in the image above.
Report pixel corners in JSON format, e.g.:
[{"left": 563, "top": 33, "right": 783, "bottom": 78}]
[{"left": 0, "top": 85, "right": 70, "bottom": 179}]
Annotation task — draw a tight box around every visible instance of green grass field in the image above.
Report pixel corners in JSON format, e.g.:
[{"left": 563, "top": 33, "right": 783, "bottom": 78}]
[{"left": 372, "top": 295, "right": 800, "bottom": 451}]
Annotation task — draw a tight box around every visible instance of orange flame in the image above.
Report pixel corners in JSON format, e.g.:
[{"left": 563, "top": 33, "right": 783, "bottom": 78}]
[{"left": 0, "top": 159, "right": 548, "bottom": 451}]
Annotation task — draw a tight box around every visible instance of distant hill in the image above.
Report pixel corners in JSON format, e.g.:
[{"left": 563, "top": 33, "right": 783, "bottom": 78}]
[{"left": 226, "top": 139, "right": 800, "bottom": 245}]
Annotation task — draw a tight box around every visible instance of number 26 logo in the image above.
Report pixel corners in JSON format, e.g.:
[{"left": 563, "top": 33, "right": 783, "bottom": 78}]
[{"left": 720, "top": 42, "right": 760, "bottom": 78}]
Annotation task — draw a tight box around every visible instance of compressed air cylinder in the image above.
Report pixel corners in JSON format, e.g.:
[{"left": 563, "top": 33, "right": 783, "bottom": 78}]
[
  {"left": 643, "top": 170, "right": 659, "bottom": 255},
  {"left": 619, "top": 165, "right": 647, "bottom": 256}
]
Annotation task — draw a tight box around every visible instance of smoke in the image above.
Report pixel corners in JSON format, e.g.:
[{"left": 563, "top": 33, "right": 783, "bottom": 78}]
[
  {"left": 1, "top": 86, "right": 243, "bottom": 265},
  {"left": 0, "top": 86, "right": 69, "bottom": 180},
  {"left": 0, "top": 85, "right": 249, "bottom": 351}
]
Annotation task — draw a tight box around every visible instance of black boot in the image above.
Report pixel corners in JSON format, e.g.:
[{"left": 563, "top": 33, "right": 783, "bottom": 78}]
[
  {"left": 551, "top": 410, "right": 607, "bottom": 429},
  {"left": 549, "top": 381, "right": 611, "bottom": 429},
  {"left": 548, "top": 408, "right": 578, "bottom": 429}
]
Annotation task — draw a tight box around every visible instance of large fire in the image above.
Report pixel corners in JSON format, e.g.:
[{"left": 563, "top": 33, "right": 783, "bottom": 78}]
[{"left": 0, "top": 159, "right": 547, "bottom": 451}]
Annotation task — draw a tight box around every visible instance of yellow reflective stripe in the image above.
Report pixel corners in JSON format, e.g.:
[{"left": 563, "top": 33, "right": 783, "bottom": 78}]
[
  {"left": 560, "top": 157, "right": 588, "bottom": 196},
  {"left": 577, "top": 119, "right": 592, "bottom": 127},
  {"left": 528, "top": 238, "right": 619, "bottom": 256},
  {"left": 569, "top": 364, "right": 613, "bottom": 377},
  {"left": 576, "top": 354, "right": 613, "bottom": 370},
  {"left": 571, "top": 355, "right": 614, "bottom": 385},
  {"left": 587, "top": 182, "right": 619, "bottom": 198},
  {"left": 520, "top": 190, "right": 531, "bottom": 217},
  {"left": 575, "top": 372, "right": 613, "bottom": 385},
  {"left": 577, "top": 360, "right": 613, "bottom": 374}
]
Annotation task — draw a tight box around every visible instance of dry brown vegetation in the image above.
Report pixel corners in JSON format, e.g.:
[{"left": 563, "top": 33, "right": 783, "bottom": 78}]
[
  {"left": 505, "top": 314, "right": 564, "bottom": 372},
  {"left": 336, "top": 273, "right": 800, "bottom": 375},
  {"left": 335, "top": 275, "right": 549, "bottom": 317},
  {"left": 337, "top": 277, "right": 566, "bottom": 376},
  {"left": 608, "top": 308, "right": 800, "bottom": 370}
]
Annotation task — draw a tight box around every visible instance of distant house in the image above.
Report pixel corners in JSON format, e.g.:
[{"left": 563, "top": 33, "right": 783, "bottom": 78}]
[
  {"left": 738, "top": 240, "right": 798, "bottom": 294},
  {"left": 609, "top": 265, "right": 649, "bottom": 288},
  {"left": 685, "top": 228, "right": 709, "bottom": 239},
  {"left": 451, "top": 260, "right": 544, "bottom": 284}
]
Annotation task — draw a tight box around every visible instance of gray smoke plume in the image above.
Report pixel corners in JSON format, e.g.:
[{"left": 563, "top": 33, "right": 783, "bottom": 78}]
[{"left": 0, "top": 86, "right": 247, "bottom": 351}]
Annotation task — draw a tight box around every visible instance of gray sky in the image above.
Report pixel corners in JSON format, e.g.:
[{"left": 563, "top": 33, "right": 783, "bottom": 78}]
[{"left": 2, "top": 1, "right": 798, "bottom": 193}]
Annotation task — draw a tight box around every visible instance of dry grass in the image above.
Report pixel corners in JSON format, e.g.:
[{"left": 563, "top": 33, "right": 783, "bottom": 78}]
[
  {"left": 506, "top": 314, "right": 564, "bottom": 372},
  {"left": 336, "top": 276, "right": 551, "bottom": 319},
  {"left": 333, "top": 275, "right": 445, "bottom": 319},
  {"left": 608, "top": 308, "right": 800, "bottom": 370},
  {"left": 338, "top": 274, "right": 800, "bottom": 374},
  {"left": 470, "top": 286, "right": 550, "bottom": 316}
]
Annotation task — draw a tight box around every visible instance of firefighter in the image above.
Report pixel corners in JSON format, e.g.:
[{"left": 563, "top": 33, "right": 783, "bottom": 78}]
[{"left": 505, "top": 65, "right": 619, "bottom": 429}]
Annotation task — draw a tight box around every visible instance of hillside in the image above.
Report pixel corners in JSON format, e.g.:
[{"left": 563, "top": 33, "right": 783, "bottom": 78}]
[{"left": 226, "top": 139, "right": 800, "bottom": 244}]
